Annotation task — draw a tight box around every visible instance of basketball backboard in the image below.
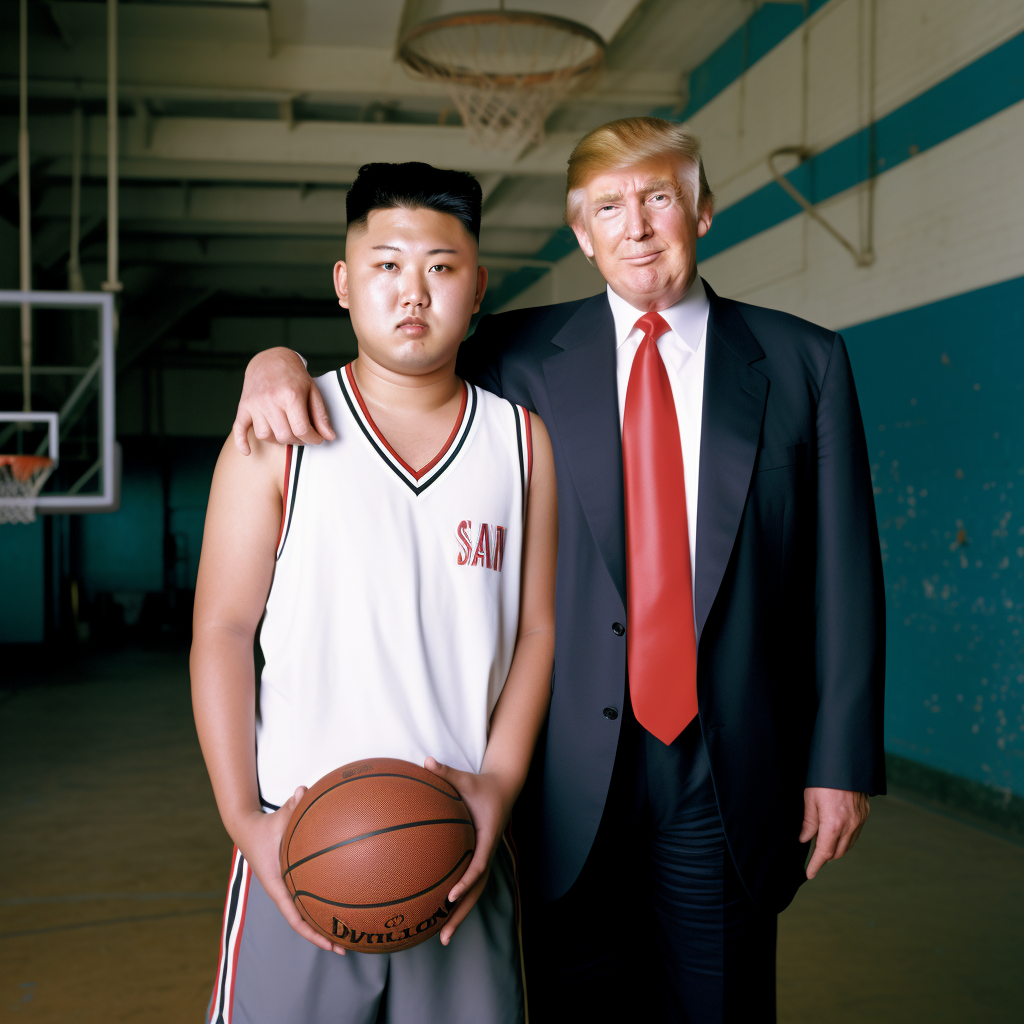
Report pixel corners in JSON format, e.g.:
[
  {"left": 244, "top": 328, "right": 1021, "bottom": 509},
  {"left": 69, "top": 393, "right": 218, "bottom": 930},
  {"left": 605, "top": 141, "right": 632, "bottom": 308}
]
[{"left": 0, "top": 290, "right": 118, "bottom": 517}]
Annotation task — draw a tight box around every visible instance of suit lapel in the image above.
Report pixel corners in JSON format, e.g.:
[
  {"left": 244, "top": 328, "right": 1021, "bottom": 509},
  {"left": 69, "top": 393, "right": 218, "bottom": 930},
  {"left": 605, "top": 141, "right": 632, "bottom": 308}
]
[
  {"left": 542, "top": 294, "right": 627, "bottom": 606},
  {"left": 538, "top": 283, "right": 766, "bottom": 626},
  {"left": 694, "top": 284, "right": 768, "bottom": 640}
]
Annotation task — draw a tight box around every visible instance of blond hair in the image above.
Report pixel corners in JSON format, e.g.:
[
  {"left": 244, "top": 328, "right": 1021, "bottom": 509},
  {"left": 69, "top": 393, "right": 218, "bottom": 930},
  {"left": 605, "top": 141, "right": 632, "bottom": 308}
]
[{"left": 565, "top": 116, "right": 714, "bottom": 225}]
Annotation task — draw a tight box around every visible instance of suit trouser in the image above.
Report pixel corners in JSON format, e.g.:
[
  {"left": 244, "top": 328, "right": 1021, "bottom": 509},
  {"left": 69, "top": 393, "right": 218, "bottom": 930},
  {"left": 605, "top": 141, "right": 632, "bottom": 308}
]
[{"left": 523, "top": 708, "right": 777, "bottom": 1024}]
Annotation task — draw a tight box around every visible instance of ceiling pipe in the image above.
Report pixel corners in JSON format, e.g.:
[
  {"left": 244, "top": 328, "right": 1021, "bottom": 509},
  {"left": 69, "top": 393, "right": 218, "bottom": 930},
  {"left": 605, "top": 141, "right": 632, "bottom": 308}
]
[
  {"left": 102, "top": 0, "right": 122, "bottom": 298},
  {"left": 18, "top": 0, "right": 32, "bottom": 412},
  {"left": 68, "top": 103, "right": 85, "bottom": 292}
]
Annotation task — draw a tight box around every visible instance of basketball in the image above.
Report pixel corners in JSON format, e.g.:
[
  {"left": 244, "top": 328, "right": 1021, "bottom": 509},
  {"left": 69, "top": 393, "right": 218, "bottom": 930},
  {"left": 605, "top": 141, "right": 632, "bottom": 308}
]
[{"left": 280, "top": 758, "right": 476, "bottom": 952}]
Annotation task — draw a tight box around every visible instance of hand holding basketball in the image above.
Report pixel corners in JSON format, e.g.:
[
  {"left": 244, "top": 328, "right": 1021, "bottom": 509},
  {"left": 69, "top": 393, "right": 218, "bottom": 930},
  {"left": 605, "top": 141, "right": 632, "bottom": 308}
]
[
  {"left": 232, "top": 787, "right": 346, "bottom": 955},
  {"left": 423, "top": 757, "right": 515, "bottom": 947}
]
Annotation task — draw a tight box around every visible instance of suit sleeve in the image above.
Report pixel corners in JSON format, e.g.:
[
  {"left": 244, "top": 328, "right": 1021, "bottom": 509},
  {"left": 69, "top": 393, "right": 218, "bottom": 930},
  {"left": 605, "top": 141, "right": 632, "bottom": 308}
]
[
  {"left": 456, "top": 314, "right": 504, "bottom": 396},
  {"left": 807, "top": 334, "right": 887, "bottom": 795}
]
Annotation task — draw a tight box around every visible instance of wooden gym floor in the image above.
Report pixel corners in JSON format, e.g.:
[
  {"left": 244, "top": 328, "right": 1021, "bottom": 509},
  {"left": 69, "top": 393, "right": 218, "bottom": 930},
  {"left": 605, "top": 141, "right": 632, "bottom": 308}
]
[{"left": 2, "top": 647, "right": 1022, "bottom": 1023}]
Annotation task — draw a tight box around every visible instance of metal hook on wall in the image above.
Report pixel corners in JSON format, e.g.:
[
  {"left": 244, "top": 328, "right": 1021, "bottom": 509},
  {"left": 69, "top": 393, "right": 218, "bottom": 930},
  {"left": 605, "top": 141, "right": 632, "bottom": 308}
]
[{"left": 767, "top": 146, "right": 875, "bottom": 268}]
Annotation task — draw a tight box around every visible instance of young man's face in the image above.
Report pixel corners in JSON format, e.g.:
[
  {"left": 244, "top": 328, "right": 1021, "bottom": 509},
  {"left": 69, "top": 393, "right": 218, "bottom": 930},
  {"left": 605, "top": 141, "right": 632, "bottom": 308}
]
[{"left": 335, "top": 206, "right": 488, "bottom": 375}]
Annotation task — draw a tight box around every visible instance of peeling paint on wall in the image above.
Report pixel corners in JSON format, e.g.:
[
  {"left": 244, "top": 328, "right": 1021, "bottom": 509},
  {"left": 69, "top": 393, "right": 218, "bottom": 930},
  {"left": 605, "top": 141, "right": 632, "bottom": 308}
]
[{"left": 845, "top": 275, "right": 1024, "bottom": 797}]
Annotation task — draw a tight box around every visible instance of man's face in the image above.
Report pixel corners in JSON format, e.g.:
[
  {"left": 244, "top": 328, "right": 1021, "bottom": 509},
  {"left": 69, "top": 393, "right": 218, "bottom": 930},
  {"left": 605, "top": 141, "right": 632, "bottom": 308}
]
[
  {"left": 571, "top": 156, "right": 713, "bottom": 312},
  {"left": 335, "top": 206, "right": 487, "bottom": 375}
]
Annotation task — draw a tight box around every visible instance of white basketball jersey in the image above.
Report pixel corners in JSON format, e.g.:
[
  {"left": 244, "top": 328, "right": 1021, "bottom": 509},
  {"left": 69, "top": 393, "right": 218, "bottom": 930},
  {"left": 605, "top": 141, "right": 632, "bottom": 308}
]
[{"left": 256, "top": 364, "right": 532, "bottom": 809}]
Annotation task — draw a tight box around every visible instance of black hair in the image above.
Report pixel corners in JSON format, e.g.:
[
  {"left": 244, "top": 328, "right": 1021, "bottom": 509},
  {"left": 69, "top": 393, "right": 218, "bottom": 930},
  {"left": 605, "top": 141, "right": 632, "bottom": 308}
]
[{"left": 345, "top": 162, "right": 482, "bottom": 240}]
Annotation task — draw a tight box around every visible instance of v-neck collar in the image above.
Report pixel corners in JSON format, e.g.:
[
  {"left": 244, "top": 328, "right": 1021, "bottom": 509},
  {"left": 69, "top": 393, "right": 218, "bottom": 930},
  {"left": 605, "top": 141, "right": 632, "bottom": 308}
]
[{"left": 338, "top": 362, "right": 476, "bottom": 495}]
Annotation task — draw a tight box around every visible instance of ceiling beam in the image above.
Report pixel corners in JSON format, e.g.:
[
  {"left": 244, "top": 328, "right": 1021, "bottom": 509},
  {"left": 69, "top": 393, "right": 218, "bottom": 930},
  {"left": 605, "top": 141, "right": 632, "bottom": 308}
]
[
  {"left": 4, "top": 34, "right": 448, "bottom": 101},
  {"left": 90, "top": 219, "right": 348, "bottom": 239},
  {"left": 127, "top": 264, "right": 335, "bottom": 298},
  {"left": 36, "top": 184, "right": 563, "bottom": 242},
  {"left": 38, "top": 183, "right": 350, "bottom": 227},
  {"left": 96, "top": 236, "right": 562, "bottom": 270},
  {"left": 2, "top": 114, "right": 582, "bottom": 178},
  {"left": 47, "top": 156, "right": 362, "bottom": 186},
  {"left": 113, "top": 237, "right": 346, "bottom": 267},
  {"left": 117, "top": 287, "right": 217, "bottom": 376},
  {"left": 91, "top": 264, "right": 517, "bottom": 301},
  {"left": 12, "top": 0, "right": 681, "bottom": 103},
  {"left": 0, "top": 73, "right": 682, "bottom": 109}
]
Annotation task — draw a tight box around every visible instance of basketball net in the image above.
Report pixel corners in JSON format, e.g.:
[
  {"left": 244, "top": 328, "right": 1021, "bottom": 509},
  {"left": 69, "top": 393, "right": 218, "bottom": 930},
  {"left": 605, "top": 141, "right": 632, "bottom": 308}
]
[
  {"left": 0, "top": 455, "right": 54, "bottom": 524},
  {"left": 400, "top": 10, "right": 605, "bottom": 153}
]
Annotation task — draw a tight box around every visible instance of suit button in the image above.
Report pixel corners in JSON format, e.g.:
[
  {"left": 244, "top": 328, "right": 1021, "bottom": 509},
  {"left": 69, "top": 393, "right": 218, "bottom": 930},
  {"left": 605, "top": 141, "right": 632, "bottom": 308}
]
[
  {"left": 603, "top": 707, "right": 618, "bottom": 720},
  {"left": 612, "top": 622, "right": 625, "bottom": 636}
]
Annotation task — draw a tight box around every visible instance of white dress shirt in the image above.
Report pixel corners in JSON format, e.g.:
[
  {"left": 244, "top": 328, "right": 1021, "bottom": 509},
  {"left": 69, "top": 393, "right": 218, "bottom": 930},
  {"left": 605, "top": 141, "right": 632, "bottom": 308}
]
[{"left": 608, "top": 275, "right": 710, "bottom": 580}]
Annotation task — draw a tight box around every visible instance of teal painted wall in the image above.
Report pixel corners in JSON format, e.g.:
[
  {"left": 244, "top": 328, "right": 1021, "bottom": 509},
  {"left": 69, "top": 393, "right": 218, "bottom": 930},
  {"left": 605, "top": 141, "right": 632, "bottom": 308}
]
[
  {"left": 0, "top": 518, "right": 45, "bottom": 643},
  {"left": 1, "top": 443, "right": 223, "bottom": 640},
  {"left": 80, "top": 462, "right": 164, "bottom": 596},
  {"left": 79, "top": 439, "right": 221, "bottom": 601},
  {"left": 167, "top": 441, "right": 223, "bottom": 591},
  {"left": 844, "top": 275, "right": 1024, "bottom": 796}
]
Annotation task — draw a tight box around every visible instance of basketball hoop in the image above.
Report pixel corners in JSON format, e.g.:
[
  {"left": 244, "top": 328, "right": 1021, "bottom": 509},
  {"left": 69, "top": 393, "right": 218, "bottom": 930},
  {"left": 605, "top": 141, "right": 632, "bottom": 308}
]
[
  {"left": 399, "top": 8, "right": 605, "bottom": 153},
  {"left": 0, "top": 455, "right": 55, "bottom": 524}
]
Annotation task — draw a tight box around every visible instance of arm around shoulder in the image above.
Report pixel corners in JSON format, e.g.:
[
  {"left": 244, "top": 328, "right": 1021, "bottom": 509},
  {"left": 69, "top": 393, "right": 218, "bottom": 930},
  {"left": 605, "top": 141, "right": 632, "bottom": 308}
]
[{"left": 232, "top": 347, "right": 336, "bottom": 454}]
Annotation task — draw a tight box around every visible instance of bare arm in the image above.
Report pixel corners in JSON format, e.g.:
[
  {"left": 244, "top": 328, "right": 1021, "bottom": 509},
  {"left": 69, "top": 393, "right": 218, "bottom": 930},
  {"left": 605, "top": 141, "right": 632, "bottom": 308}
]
[
  {"left": 190, "top": 433, "right": 341, "bottom": 953},
  {"left": 232, "top": 347, "right": 335, "bottom": 454},
  {"left": 427, "top": 412, "right": 557, "bottom": 943}
]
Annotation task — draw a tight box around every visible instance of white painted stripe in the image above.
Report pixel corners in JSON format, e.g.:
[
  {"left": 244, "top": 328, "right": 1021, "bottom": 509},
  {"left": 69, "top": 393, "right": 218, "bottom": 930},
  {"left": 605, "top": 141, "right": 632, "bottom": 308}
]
[
  {"left": 696, "top": 0, "right": 1024, "bottom": 214},
  {"left": 698, "top": 97, "right": 1024, "bottom": 331}
]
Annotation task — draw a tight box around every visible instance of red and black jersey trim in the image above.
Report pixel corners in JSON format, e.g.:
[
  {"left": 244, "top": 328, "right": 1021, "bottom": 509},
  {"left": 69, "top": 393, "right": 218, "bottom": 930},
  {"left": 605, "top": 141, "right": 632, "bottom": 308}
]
[
  {"left": 275, "top": 444, "right": 303, "bottom": 560},
  {"left": 337, "top": 363, "right": 477, "bottom": 496},
  {"left": 257, "top": 774, "right": 279, "bottom": 812},
  {"left": 512, "top": 403, "right": 533, "bottom": 524}
]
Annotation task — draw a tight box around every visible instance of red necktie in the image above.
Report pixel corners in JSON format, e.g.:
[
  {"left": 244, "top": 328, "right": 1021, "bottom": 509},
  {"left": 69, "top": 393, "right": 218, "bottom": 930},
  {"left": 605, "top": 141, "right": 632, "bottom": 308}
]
[{"left": 622, "top": 312, "right": 698, "bottom": 745}]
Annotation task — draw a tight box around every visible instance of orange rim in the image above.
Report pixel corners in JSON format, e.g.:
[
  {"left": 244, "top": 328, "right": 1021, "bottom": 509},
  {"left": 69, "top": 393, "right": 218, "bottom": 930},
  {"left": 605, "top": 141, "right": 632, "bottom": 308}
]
[
  {"left": 0, "top": 454, "right": 54, "bottom": 483},
  {"left": 399, "top": 10, "right": 605, "bottom": 88}
]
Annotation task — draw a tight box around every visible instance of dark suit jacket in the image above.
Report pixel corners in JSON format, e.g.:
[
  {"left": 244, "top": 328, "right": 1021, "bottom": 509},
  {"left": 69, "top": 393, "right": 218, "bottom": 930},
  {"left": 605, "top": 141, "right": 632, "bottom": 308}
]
[{"left": 458, "top": 281, "right": 886, "bottom": 913}]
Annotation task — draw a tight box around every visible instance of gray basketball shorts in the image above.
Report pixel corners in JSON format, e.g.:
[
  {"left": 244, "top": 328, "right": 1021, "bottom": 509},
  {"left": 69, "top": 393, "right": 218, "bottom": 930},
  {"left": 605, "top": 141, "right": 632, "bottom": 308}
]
[{"left": 206, "top": 840, "right": 525, "bottom": 1024}]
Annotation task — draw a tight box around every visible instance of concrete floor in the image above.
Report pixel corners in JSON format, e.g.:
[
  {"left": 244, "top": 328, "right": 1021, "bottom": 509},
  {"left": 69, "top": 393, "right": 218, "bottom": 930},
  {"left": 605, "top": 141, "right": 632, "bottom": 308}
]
[{"left": 1, "top": 648, "right": 1021, "bottom": 1023}]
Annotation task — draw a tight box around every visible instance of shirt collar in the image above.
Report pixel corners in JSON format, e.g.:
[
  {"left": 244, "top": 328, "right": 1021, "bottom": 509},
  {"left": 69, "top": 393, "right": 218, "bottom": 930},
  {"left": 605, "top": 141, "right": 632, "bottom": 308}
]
[{"left": 606, "top": 274, "right": 710, "bottom": 353}]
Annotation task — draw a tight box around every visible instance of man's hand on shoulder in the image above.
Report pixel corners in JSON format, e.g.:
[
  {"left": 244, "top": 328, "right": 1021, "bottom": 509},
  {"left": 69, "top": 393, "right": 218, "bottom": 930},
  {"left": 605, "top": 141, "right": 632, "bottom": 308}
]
[
  {"left": 800, "top": 786, "right": 870, "bottom": 879},
  {"left": 233, "top": 347, "right": 335, "bottom": 455}
]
